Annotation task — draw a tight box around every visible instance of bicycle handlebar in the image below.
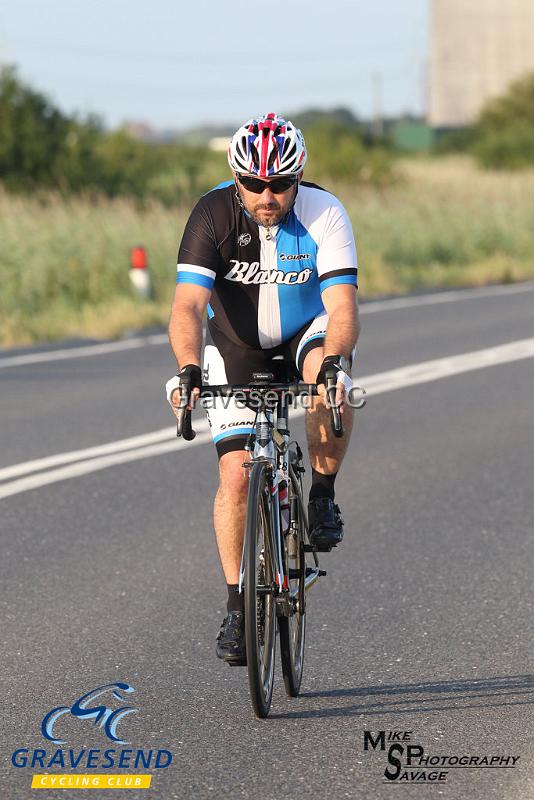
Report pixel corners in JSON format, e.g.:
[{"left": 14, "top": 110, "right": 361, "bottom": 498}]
[
  {"left": 176, "top": 399, "right": 195, "bottom": 441},
  {"left": 326, "top": 375, "right": 343, "bottom": 438},
  {"left": 176, "top": 379, "right": 344, "bottom": 441}
]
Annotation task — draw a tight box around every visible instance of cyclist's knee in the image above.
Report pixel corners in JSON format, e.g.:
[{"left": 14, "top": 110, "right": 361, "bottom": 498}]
[{"left": 219, "top": 451, "right": 248, "bottom": 496}]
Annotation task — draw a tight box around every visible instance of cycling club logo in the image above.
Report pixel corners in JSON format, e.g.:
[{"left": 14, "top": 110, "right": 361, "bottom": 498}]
[{"left": 41, "top": 683, "right": 137, "bottom": 745}]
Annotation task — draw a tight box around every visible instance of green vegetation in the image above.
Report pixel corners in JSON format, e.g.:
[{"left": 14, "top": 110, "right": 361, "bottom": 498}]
[
  {"left": 303, "top": 119, "right": 394, "bottom": 186},
  {"left": 473, "top": 72, "right": 534, "bottom": 169},
  {"left": 0, "top": 66, "right": 227, "bottom": 203},
  {"left": 353, "top": 158, "right": 534, "bottom": 295},
  {"left": 2, "top": 66, "right": 534, "bottom": 346},
  {"left": 0, "top": 67, "right": 394, "bottom": 204},
  {"left": 2, "top": 157, "right": 533, "bottom": 346},
  {"left": 437, "top": 71, "right": 534, "bottom": 170}
]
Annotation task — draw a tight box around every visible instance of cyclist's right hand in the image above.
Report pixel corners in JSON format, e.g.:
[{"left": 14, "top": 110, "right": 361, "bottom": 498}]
[{"left": 165, "top": 364, "right": 202, "bottom": 422}]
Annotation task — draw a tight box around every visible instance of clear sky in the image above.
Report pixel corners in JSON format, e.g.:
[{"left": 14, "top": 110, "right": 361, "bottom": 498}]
[{"left": 1, "top": 0, "right": 429, "bottom": 131}]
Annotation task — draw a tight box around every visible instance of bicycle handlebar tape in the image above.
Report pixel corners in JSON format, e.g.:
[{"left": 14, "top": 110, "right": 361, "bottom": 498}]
[
  {"left": 175, "top": 365, "right": 202, "bottom": 441},
  {"left": 317, "top": 355, "right": 347, "bottom": 439},
  {"left": 326, "top": 373, "right": 343, "bottom": 438},
  {"left": 177, "top": 405, "right": 195, "bottom": 441}
]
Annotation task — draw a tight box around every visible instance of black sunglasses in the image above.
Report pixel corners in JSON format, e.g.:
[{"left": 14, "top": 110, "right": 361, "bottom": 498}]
[{"left": 238, "top": 174, "right": 297, "bottom": 194}]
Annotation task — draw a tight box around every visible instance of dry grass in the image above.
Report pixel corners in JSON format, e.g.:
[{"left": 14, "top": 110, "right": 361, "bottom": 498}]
[
  {"left": 1, "top": 156, "right": 534, "bottom": 346},
  {"left": 343, "top": 156, "right": 534, "bottom": 295}
]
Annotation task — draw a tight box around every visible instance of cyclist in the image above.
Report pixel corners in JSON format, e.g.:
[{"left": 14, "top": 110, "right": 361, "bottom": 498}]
[{"left": 166, "top": 113, "right": 360, "bottom": 665}]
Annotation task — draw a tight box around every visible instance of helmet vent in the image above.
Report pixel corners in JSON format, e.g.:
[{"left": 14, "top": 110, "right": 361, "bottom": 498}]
[
  {"left": 267, "top": 147, "right": 278, "bottom": 170},
  {"left": 249, "top": 143, "right": 260, "bottom": 169},
  {"left": 285, "top": 142, "right": 297, "bottom": 161}
]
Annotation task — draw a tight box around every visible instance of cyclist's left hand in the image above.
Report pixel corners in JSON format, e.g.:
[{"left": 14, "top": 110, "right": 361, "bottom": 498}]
[
  {"left": 165, "top": 364, "right": 202, "bottom": 421},
  {"left": 316, "top": 355, "right": 352, "bottom": 414}
]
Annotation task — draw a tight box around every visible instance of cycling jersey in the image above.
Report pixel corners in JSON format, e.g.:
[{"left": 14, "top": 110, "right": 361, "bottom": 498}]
[{"left": 176, "top": 181, "right": 358, "bottom": 350}]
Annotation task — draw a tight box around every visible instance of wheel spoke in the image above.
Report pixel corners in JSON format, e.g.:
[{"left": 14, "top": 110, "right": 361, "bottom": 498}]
[
  {"left": 279, "top": 459, "right": 306, "bottom": 697},
  {"left": 245, "top": 463, "right": 276, "bottom": 717}
]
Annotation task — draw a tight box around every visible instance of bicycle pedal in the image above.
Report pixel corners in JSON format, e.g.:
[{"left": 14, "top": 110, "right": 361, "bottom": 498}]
[
  {"left": 305, "top": 544, "right": 334, "bottom": 553},
  {"left": 315, "top": 543, "right": 336, "bottom": 552}
]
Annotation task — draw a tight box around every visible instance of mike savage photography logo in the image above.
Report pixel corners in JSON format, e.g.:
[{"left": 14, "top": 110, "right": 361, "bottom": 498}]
[
  {"left": 363, "top": 729, "right": 520, "bottom": 785},
  {"left": 11, "top": 682, "right": 173, "bottom": 790}
]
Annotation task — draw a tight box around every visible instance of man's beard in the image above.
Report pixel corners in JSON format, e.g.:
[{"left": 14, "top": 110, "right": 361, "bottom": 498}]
[
  {"left": 249, "top": 203, "right": 284, "bottom": 227},
  {"left": 236, "top": 184, "right": 296, "bottom": 228}
]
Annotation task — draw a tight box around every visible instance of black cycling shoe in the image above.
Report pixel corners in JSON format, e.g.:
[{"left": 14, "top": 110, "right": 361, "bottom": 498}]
[
  {"left": 308, "top": 498, "right": 344, "bottom": 550},
  {"left": 216, "top": 612, "right": 246, "bottom": 665}
]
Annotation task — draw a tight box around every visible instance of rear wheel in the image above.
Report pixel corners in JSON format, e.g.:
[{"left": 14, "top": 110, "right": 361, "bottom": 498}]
[
  {"left": 244, "top": 462, "right": 277, "bottom": 718},
  {"left": 279, "top": 466, "right": 306, "bottom": 696}
]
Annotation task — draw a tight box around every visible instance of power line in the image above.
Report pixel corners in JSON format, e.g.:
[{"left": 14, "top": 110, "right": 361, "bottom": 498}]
[{"left": 2, "top": 34, "right": 424, "bottom": 66}]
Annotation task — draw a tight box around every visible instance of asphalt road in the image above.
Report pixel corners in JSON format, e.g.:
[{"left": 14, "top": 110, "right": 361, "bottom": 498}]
[{"left": 1, "top": 283, "right": 533, "bottom": 799}]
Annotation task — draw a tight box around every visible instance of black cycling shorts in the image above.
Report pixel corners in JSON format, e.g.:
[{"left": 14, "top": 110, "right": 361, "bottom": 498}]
[{"left": 202, "top": 312, "right": 329, "bottom": 457}]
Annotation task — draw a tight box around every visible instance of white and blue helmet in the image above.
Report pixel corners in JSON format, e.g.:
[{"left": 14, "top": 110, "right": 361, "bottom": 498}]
[{"left": 228, "top": 112, "right": 307, "bottom": 177}]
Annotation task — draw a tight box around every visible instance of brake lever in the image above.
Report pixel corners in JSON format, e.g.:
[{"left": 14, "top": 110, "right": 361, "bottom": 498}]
[
  {"left": 176, "top": 391, "right": 196, "bottom": 441},
  {"left": 325, "top": 374, "right": 343, "bottom": 438}
]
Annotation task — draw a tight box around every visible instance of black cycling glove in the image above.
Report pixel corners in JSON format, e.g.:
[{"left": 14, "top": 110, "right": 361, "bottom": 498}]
[
  {"left": 316, "top": 355, "right": 350, "bottom": 387},
  {"left": 177, "top": 364, "right": 202, "bottom": 404}
]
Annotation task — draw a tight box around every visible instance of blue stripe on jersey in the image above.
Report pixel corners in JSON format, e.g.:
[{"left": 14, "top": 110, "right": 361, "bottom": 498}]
[
  {"left": 320, "top": 274, "right": 358, "bottom": 293},
  {"left": 176, "top": 271, "right": 215, "bottom": 289},
  {"left": 276, "top": 216, "right": 322, "bottom": 341},
  {"left": 211, "top": 180, "right": 234, "bottom": 191},
  {"left": 213, "top": 426, "right": 254, "bottom": 444}
]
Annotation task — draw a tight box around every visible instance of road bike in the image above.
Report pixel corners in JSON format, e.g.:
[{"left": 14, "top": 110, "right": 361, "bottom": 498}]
[{"left": 178, "top": 369, "right": 344, "bottom": 718}]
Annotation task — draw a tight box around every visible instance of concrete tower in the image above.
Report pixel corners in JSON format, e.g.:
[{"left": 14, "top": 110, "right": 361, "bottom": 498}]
[{"left": 429, "top": 0, "right": 534, "bottom": 127}]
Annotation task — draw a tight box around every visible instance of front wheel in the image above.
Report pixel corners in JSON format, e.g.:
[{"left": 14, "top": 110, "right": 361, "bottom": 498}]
[
  {"left": 244, "top": 462, "right": 277, "bottom": 718},
  {"left": 279, "top": 468, "right": 306, "bottom": 696}
]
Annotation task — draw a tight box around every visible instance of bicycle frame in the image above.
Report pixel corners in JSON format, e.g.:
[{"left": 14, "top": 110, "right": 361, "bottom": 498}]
[
  {"left": 178, "top": 374, "right": 348, "bottom": 716},
  {"left": 237, "top": 389, "right": 323, "bottom": 607}
]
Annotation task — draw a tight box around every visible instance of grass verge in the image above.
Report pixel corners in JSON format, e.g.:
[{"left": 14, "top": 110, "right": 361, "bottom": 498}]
[{"left": 1, "top": 156, "right": 534, "bottom": 346}]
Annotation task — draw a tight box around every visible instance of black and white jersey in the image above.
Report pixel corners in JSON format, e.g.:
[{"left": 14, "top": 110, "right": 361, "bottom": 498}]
[{"left": 176, "top": 180, "right": 358, "bottom": 349}]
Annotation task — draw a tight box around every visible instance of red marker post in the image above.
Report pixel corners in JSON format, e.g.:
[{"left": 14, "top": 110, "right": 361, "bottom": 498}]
[{"left": 129, "top": 245, "right": 152, "bottom": 299}]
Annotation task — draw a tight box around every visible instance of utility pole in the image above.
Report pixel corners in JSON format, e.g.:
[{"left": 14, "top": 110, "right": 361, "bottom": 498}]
[
  {"left": 421, "top": 57, "right": 429, "bottom": 121},
  {"left": 372, "top": 72, "right": 384, "bottom": 139}
]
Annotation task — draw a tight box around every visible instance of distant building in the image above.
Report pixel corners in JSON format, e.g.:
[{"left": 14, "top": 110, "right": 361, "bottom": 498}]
[
  {"left": 391, "top": 118, "right": 433, "bottom": 152},
  {"left": 123, "top": 120, "right": 156, "bottom": 140},
  {"left": 208, "top": 137, "right": 230, "bottom": 153},
  {"left": 429, "top": 0, "right": 534, "bottom": 127},
  {"left": 122, "top": 120, "right": 181, "bottom": 143}
]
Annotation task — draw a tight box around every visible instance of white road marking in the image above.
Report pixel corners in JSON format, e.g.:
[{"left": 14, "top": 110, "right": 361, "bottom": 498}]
[
  {"left": 0, "top": 426, "right": 182, "bottom": 481},
  {"left": 0, "top": 333, "right": 168, "bottom": 369},
  {"left": 361, "top": 337, "right": 534, "bottom": 394},
  {"left": 1, "top": 337, "right": 534, "bottom": 501},
  {"left": 0, "top": 282, "right": 532, "bottom": 370},
  {"left": 359, "top": 281, "right": 534, "bottom": 314},
  {"left": 0, "top": 433, "right": 213, "bottom": 500}
]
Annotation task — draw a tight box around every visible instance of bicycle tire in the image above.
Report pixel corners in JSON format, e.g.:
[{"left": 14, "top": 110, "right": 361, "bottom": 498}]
[
  {"left": 244, "top": 461, "right": 277, "bottom": 718},
  {"left": 279, "top": 461, "right": 306, "bottom": 696}
]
